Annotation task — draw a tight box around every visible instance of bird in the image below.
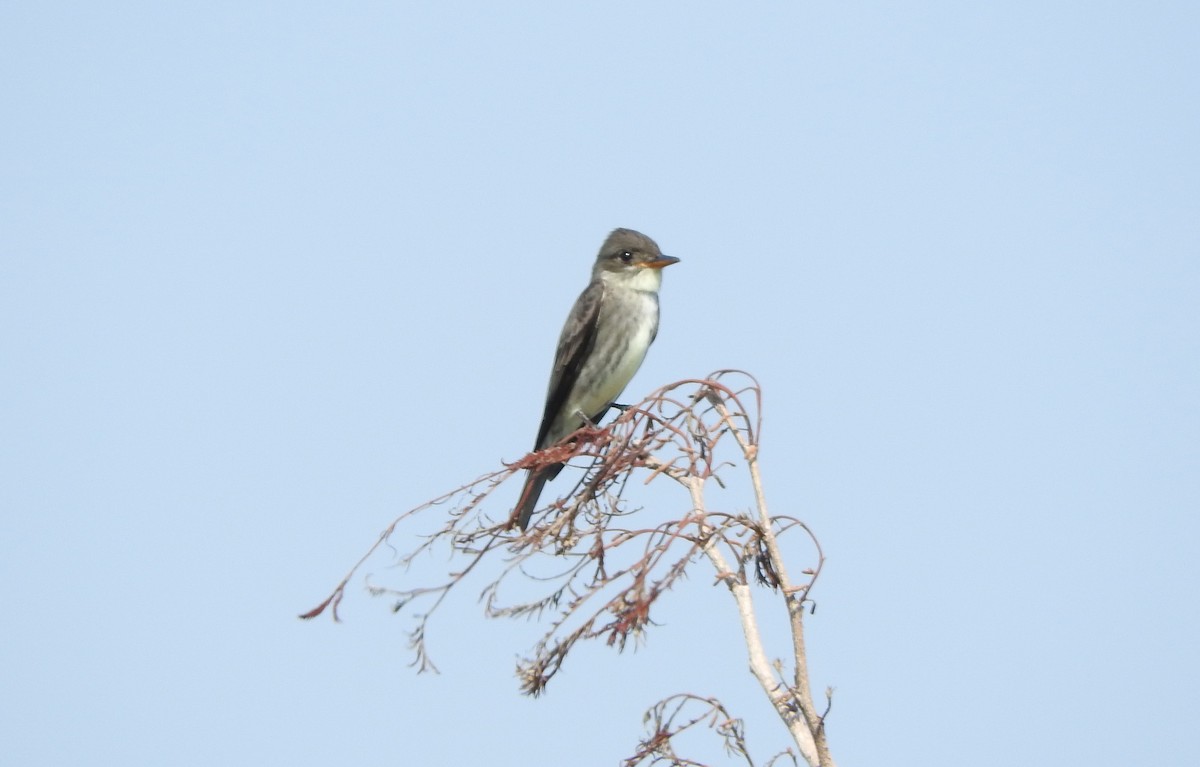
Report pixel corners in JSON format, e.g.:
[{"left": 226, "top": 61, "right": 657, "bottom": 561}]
[{"left": 512, "top": 228, "right": 680, "bottom": 530}]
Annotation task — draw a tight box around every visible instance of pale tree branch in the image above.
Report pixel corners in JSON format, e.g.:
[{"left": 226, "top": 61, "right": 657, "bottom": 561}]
[{"left": 301, "top": 370, "right": 835, "bottom": 766}]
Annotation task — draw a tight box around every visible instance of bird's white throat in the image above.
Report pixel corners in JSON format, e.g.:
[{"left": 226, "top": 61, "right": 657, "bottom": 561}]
[{"left": 606, "top": 266, "right": 663, "bottom": 294}]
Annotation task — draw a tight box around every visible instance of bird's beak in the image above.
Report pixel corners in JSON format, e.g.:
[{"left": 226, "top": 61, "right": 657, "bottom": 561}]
[{"left": 641, "top": 255, "right": 680, "bottom": 270}]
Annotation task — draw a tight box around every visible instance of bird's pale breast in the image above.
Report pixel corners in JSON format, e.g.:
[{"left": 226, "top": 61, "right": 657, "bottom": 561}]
[{"left": 552, "top": 288, "right": 659, "bottom": 443}]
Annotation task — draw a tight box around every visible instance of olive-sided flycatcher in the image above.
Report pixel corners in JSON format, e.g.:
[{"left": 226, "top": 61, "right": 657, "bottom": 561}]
[{"left": 513, "top": 228, "right": 680, "bottom": 530}]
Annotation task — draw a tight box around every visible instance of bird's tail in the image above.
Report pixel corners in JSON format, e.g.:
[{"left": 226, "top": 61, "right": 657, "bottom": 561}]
[{"left": 513, "top": 469, "right": 550, "bottom": 531}]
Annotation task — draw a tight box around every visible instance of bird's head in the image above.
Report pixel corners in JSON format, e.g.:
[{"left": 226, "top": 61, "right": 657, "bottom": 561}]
[{"left": 593, "top": 228, "right": 680, "bottom": 282}]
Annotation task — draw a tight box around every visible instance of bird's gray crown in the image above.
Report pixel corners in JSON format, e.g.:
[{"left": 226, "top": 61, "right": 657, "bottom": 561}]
[{"left": 599, "top": 228, "right": 661, "bottom": 259}]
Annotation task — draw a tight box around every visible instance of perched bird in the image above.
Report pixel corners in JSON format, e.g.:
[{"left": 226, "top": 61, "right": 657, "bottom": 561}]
[{"left": 512, "top": 228, "right": 680, "bottom": 530}]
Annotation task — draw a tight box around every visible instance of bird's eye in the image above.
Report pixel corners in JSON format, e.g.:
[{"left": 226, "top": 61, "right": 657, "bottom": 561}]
[{"left": 619, "top": 250, "right": 634, "bottom": 264}]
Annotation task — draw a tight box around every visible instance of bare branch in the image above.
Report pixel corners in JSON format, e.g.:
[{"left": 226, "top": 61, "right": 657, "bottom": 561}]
[{"left": 302, "top": 371, "right": 835, "bottom": 766}]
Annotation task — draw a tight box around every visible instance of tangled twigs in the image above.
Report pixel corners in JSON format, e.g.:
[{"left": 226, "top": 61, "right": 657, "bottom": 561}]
[
  {"left": 624, "top": 694, "right": 752, "bottom": 767},
  {"left": 300, "top": 370, "right": 834, "bottom": 766}
]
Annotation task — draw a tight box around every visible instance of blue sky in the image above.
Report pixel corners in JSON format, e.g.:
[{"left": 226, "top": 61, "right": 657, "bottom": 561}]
[{"left": 3, "top": 3, "right": 1197, "bottom": 765}]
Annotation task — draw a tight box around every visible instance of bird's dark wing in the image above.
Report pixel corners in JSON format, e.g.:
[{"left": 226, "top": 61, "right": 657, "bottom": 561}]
[{"left": 534, "top": 279, "right": 605, "bottom": 449}]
